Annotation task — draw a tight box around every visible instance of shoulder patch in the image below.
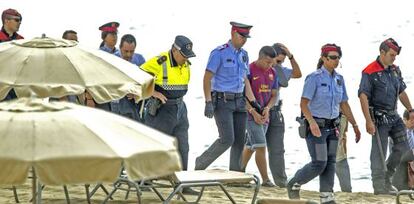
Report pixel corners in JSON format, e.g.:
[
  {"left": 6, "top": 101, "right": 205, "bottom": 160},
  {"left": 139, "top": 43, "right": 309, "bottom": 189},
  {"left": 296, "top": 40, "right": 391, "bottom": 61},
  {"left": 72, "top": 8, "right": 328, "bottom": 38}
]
[
  {"left": 157, "top": 55, "right": 167, "bottom": 65},
  {"left": 216, "top": 43, "right": 229, "bottom": 51},
  {"left": 363, "top": 61, "right": 384, "bottom": 75}
]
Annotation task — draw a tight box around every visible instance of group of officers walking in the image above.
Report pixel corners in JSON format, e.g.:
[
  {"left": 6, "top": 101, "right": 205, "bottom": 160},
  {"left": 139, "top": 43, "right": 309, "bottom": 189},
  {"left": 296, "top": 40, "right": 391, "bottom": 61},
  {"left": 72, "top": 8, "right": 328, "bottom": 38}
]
[{"left": 2, "top": 8, "right": 414, "bottom": 204}]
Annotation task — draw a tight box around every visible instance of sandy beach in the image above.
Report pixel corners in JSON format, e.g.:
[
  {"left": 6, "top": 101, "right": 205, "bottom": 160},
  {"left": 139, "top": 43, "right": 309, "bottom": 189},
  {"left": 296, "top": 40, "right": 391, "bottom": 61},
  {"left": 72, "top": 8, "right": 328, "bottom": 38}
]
[{"left": 1, "top": 180, "right": 411, "bottom": 204}]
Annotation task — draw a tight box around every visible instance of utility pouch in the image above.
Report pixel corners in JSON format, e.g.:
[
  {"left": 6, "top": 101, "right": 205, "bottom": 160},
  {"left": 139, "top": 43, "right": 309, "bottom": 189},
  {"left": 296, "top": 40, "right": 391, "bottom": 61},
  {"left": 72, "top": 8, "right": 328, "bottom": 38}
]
[
  {"left": 296, "top": 116, "right": 309, "bottom": 138},
  {"left": 147, "top": 97, "right": 161, "bottom": 116}
]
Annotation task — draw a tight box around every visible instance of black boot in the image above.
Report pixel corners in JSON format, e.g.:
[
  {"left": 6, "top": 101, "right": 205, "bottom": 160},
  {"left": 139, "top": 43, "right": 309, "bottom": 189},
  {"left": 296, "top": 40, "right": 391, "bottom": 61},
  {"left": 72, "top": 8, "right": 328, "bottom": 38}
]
[{"left": 287, "top": 178, "right": 300, "bottom": 199}]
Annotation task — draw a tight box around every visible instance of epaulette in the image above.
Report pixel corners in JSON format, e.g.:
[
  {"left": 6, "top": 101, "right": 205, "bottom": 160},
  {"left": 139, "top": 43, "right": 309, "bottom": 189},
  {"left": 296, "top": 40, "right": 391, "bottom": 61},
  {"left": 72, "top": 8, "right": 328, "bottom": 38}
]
[
  {"left": 362, "top": 61, "right": 384, "bottom": 75},
  {"left": 157, "top": 55, "right": 167, "bottom": 65},
  {"left": 216, "top": 43, "right": 229, "bottom": 51},
  {"left": 314, "top": 69, "right": 323, "bottom": 75}
]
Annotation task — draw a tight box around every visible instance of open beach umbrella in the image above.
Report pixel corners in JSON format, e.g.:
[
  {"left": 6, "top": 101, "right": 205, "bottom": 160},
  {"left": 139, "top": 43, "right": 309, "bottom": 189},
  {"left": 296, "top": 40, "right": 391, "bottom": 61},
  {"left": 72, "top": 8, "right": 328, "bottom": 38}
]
[
  {"left": 0, "top": 37, "right": 154, "bottom": 103},
  {"left": 0, "top": 98, "right": 181, "bottom": 187}
]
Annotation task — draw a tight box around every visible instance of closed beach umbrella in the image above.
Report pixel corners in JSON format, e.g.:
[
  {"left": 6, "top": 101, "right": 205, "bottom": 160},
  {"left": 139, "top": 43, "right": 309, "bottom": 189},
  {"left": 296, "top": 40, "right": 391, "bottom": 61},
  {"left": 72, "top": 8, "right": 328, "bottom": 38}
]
[
  {"left": 0, "top": 98, "right": 181, "bottom": 186},
  {"left": 0, "top": 37, "right": 154, "bottom": 103}
]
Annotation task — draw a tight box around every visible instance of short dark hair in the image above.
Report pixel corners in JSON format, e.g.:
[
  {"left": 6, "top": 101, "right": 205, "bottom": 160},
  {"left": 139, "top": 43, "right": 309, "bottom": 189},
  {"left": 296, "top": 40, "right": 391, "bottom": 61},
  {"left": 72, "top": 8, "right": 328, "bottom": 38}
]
[
  {"left": 119, "top": 34, "right": 136, "bottom": 49},
  {"left": 272, "top": 43, "right": 287, "bottom": 56},
  {"left": 259, "top": 46, "right": 277, "bottom": 58},
  {"left": 62, "top": 30, "right": 77, "bottom": 39},
  {"left": 379, "top": 38, "right": 401, "bottom": 54},
  {"left": 403, "top": 110, "right": 410, "bottom": 120}
]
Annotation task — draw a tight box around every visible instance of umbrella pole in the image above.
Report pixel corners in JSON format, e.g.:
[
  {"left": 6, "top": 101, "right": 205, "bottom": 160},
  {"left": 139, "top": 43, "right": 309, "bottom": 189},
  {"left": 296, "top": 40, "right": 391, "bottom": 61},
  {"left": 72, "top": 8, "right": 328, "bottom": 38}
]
[
  {"left": 32, "top": 167, "right": 42, "bottom": 204},
  {"left": 32, "top": 167, "right": 36, "bottom": 204}
]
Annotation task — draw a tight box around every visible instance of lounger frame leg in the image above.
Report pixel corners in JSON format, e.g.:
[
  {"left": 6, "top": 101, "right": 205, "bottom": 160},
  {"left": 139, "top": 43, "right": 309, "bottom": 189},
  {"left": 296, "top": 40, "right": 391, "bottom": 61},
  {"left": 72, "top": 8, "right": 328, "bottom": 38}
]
[
  {"left": 251, "top": 174, "right": 260, "bottom": 204},
  {"left": 102, "top": 178, "right": 142, "bottom": 204},
  {"left": 396, "top": 190, "right": 414, "bottom": 204}
]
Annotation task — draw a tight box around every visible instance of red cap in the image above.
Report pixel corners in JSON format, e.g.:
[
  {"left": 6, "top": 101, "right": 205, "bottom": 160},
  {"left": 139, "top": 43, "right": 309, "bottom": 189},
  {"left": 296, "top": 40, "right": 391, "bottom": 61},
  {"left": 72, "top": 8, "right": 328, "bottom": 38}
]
[
  {"left": 2, "top": 8, "right": 22, "bottom": 22},
  {"left": 98, "top": 22, "right": 119, "bottom": 33},
  {"left": 321, "top": 45, "right": 339, "bottom": 54},
  {"left": 230, "top": 21, "right": 252, "bottom": 38},
  {"left": 384, "top": 38, "right": 401, "bottom": 54}
]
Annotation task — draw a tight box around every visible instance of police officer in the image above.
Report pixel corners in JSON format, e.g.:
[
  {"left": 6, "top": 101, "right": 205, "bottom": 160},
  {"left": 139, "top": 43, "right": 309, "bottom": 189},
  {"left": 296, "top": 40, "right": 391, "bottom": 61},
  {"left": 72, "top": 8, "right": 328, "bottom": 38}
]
[
  {"left": 94, "top": 22, "right": 140, "bottom": 121},
  {"left": 0, "top": 8, "right": 23, "bottom": 43},
  {"left": 90, "top": 22, "right": 121, "bottom": 111},
  {"left": 266, "top": 43, "right": 302, "bottom": 188},
  {"left": 195, "top": 21, "right": 256, "bottom": 171},
  {"left": 358, "top": 38, "right": 414, "bottom": 195},
  {"left": 140, "top": 35, "right": 197, "bottom": 194},
  {"left": 99, "top": 22, "right": 119, "bottom": 54},
  {"left": 0, "top": 8, "right": 23, "bottom": 102},
  {"left": 288, "top": 44, "right": 360, "bottom": 204}
]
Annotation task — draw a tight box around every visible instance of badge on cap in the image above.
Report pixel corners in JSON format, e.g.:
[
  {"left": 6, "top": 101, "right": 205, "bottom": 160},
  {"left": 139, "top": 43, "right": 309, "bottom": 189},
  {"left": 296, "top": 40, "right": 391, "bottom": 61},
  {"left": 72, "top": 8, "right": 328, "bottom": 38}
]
[
  {"left": 230, "top": 21, "right": 253, "bottom": 38},
  {"left": 99, "top": 22, "right": 120, "bottom": 33}
]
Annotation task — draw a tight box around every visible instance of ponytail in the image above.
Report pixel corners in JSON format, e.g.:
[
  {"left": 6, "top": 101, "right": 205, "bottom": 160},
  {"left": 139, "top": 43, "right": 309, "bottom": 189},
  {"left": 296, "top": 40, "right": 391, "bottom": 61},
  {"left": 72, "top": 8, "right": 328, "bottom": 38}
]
[{"left": 316, "top": 58, "right": 324, "bottom": 69}]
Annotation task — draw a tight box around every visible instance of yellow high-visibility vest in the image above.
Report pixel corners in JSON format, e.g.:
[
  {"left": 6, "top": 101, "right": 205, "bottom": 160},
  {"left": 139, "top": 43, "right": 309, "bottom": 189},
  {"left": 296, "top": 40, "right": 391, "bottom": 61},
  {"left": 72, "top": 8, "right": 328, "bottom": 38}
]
[{"left": 141, "top": 51, "right": 190, "bottom": 91}]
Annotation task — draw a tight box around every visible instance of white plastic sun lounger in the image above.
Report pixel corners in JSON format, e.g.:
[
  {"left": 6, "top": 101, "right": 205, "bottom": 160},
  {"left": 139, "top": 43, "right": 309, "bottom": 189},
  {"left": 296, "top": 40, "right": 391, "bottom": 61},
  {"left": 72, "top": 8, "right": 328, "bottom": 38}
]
[{"left": 104, "top": 169, "right": 260, "bottom": 204}]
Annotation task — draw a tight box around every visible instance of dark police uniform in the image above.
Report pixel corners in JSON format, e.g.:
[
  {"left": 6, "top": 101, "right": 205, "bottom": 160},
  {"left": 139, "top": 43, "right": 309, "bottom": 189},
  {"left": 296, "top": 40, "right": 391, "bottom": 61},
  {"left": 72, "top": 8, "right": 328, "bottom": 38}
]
[
  {"left": 0, "top": 26, "right": 23, "bottom": 43},
  {"left": 358, "top": 57, "right": 409, "bottom": 194},
  {"left": 195, "top": 22, "right": 252, "bottom": 171},
  {"left": 141, "top": 35, "right": 195, "bottom": 170},
  {"left": 0, "top": 9, "right": 23, "bottom": 101}
]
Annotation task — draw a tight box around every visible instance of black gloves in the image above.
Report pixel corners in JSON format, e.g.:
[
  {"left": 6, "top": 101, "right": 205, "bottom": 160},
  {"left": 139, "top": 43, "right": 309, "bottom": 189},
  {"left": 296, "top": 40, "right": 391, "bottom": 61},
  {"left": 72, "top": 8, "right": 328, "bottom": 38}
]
[{"left": 204, "top": 101, "right": 214, "bottom": 118}]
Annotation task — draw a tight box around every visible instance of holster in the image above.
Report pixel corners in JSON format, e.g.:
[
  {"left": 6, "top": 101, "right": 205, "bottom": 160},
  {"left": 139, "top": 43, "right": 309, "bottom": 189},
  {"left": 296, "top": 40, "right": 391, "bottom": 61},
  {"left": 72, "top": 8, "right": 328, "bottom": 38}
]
[
  {"left": 296, "top": 116, "right": 309, "bottom": 138},
  {"left": 211, "top": 92, "right": 217, "bottom": 108},
  {"left": 147, "top": 97, "right": 161, "bottom": 116}
]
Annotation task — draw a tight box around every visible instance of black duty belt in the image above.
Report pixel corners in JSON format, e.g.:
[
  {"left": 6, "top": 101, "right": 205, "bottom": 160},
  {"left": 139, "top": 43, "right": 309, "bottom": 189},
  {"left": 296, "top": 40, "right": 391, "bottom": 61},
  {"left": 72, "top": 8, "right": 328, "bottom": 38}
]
[
  {"left": 314, "top": 117, "right": 340, "bottom": 128},
  {"left": 165, "top": 97, "right": 183, "bottom": 105},
  {"left": 214, "top": 92, "right": 244, "bottom": 100},
  {"left": 373, "top": 109, "right": 398, "bottom": 116}
]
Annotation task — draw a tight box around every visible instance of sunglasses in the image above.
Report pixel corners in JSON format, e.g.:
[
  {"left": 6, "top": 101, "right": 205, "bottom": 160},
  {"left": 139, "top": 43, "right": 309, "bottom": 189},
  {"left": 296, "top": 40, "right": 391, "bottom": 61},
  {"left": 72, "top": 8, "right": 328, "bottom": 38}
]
[
  {"left": 327, "top": 55, "right": 341, "bottom": 60},
  {"left": 8, "top": 18, "right": 21, "bottom": 23}
]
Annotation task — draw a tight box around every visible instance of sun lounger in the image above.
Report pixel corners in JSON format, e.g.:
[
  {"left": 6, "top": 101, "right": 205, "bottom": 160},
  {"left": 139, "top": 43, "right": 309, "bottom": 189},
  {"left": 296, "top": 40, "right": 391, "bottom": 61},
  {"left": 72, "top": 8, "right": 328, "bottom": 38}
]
[
  {"left": 257, "top": 198, "right": 318, "bottom": 204},
  {"left": 104, "top": 169, "right": 260, "bottom": 204}
]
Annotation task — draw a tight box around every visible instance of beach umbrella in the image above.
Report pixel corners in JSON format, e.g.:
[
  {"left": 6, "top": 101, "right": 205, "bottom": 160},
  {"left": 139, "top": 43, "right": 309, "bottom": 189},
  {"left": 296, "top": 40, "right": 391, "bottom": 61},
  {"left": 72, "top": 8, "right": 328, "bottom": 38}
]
[
  {"left": 0, "top": 98, "right": 181, "bottom": 202},
  {"left": 0, "top": 37, "right": 154, "bottom": 103}
]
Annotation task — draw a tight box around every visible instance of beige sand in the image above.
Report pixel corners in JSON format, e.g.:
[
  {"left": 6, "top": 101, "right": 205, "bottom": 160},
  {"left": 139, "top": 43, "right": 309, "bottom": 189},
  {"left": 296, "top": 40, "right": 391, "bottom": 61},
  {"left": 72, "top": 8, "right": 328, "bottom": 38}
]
[{"left": 1, "top": 181, "right": 411, "bottom": 204}]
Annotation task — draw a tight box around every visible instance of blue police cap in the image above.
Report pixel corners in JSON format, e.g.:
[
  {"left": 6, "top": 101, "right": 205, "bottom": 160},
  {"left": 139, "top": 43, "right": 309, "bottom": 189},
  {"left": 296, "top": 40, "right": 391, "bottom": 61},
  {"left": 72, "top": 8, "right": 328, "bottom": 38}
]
[{"left": 173, "top": 35, "right": 195, "bottom": 58}]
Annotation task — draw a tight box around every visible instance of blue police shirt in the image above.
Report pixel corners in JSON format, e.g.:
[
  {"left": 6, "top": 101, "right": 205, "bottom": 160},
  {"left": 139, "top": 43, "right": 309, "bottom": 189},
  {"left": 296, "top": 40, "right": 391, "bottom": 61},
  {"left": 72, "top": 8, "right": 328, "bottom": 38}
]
[
  {"left": 206, "top": 41, "right": 249, "bottom": 93},
  {"left": 100, "top": 45, "right": 118, "bottom": 54},
  {"left": 114, "top": 51, "right": 146, "bottom": 66},
  {"left": 302, "top": 66, "right": 348, "bottom": 119},
  {"left": 275, "top": 66, "right": 293, "bottom": 105}
]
